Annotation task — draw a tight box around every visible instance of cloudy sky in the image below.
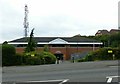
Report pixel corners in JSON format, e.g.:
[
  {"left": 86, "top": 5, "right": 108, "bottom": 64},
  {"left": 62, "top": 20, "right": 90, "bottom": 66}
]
[{"left": 0, "top": 0, "right": 119, "bottom": 43}]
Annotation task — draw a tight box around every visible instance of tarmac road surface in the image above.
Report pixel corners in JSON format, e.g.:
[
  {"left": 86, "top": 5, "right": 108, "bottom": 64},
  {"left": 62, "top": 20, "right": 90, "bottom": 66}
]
[{"left": 2, "top": 60, "right": 119, "bottom": 83}]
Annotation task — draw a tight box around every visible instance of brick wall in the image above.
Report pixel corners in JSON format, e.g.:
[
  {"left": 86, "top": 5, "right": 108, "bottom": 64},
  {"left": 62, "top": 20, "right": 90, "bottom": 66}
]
[{"left": 15, "top": 47, "right": 100, "bottom": 60}]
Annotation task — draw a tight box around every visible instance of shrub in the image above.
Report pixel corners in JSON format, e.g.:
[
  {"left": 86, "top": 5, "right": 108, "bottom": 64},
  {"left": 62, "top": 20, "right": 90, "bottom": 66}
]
[
  {"left": 39, "top": 51, "right": 56, "bottom": 64},
  {"left": 77, "top": 58, "right": 86, "bottom": 62},
  {"left": 23, "top": 51, "right": 56, "bottom": 65},
  {"left": 23, "top": 52, "right": 42, "bottom": 65},
  {"left": 14, "top": 53, "right": 23, "bottom": 65},
  {"left": 2, "top": 44, "right": 16, "bottom": 66},
  {"left": 83, "top": 48, "right": 120, "bottom": 62},
  {"left": 113, "top": 48, "right": 120, "bottom": 59},
  {"left": 77, "top": 48, "right": 107, "bottom": 62},
  {"left": 2, "top": 44, "right": 56, "bottom": 66}
]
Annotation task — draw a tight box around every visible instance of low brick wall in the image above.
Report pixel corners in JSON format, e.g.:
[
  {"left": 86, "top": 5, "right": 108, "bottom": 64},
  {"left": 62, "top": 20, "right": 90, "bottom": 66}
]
[{"left": 15, "top": 47, "right": 100, "bottom": 60}]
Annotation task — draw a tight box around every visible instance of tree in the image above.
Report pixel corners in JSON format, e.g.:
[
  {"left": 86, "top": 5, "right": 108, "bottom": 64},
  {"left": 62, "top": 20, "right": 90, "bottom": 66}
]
[
  {"left": 94, "top": 35, "right": 110, "bottom": 47},
  {"left": 94, "top": 32, "right": 120, "bottom": 47},
  {"left": 109, "top": 32, "right": 120, "bottom": 47},
  {"left": 43, "top": 45, "right": 49, "bottom": 52},
  {"left": 3, "top": 41, "right": 8, "bottom": 44},
  {"left": 25, "top": 28, "right": 37, "bottom": 52}
]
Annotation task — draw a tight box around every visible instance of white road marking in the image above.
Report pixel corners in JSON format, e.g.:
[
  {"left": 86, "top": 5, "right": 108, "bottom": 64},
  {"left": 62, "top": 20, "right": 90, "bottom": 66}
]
[
  {"left": 107, "top": 77, "right": 113, "bottom": 83},
  {"left": 59, "top": 79, "right": 69, "bottom": 84},
  {"left": 106, "top": 76, "right": 120, "bottom": 83},
  {"left": 16, "top": 79, "right": 69, "bottom": 84}
]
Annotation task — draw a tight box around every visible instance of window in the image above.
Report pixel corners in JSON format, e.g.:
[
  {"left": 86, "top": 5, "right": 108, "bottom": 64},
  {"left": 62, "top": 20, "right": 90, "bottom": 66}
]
[
  {"left": 17, "top": 44, "right": 27, "bottom": 47},
  {"left": 37, "top": 44, "right": 45, "bottom": 47},
  {"left": 51, "top": 44, "right": 65, "bottom": 47}
]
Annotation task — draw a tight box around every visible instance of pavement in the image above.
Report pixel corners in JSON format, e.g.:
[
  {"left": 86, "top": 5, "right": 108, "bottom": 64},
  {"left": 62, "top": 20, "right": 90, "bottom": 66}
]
[{"left": 2, "top": 60, "right": 119, "bottom": 83}]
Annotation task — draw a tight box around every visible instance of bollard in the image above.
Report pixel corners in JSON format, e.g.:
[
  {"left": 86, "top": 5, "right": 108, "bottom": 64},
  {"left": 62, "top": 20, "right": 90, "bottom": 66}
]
[{"left": 72, "top": 56, "right": 74, "bottom": 63}]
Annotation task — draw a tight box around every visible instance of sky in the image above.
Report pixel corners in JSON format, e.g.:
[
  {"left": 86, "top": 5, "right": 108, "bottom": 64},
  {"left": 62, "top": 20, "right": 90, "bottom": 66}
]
[{"left": 0, "top": 0, "right": 119, "bottom": 43}]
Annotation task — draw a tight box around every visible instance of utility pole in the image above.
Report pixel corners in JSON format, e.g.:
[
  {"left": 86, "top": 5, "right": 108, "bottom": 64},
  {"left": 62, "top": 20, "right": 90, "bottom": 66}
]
[{"left": 23, "top": 4, "right": 29, "bottom": 37}]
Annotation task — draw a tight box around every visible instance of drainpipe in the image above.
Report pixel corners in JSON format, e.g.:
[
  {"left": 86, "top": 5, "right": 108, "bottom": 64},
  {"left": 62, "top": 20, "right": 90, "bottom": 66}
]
[
  {"left": 77, "top": 42, "right": 78, "bottom": 53},
  {"left": 93, "top": 43, "right": 95, "bottom": 51}
]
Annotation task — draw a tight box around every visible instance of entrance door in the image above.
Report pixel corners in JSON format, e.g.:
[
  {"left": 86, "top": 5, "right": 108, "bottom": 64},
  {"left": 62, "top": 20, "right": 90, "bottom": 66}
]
[{"left": 54, "top": 53, "right": 63, "bottom": 60}]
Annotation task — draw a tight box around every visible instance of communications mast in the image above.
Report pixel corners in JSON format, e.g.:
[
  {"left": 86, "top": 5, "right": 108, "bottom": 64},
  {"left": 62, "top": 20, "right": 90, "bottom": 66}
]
[{"left": 23, "top": 4, "right": 29, "bottom": 37}]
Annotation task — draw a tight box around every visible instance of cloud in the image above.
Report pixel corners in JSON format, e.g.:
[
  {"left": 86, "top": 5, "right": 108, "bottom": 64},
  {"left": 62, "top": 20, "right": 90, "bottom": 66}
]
[{"left": 0, "top": 0, "right": 119, "bottom": 43}]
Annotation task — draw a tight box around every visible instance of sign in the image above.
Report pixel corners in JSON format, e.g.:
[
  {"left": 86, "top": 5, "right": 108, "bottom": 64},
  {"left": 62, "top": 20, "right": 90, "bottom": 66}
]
[
  {"left": 31, "top": 54, "right": 35, "bottom": 57},
  {"left": 108, "top": 50, "right": 113, "bottom": 53}
]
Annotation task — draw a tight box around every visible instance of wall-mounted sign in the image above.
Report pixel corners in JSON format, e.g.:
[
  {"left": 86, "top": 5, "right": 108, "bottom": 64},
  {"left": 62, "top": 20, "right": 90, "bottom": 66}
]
[{"left": 108, "top": 50, "right": 113, "bottom": 53}]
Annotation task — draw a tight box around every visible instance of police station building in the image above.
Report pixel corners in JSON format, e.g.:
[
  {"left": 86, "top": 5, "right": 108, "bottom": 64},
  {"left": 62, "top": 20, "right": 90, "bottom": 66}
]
[{"left": 8, "top": 36, "right": 102, "bottom": 60}]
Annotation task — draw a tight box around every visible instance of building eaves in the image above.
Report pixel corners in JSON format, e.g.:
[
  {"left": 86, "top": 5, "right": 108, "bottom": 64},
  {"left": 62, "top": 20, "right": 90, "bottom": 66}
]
[{"left": 9, "top": 36, "right": 101, "bottom": 43}]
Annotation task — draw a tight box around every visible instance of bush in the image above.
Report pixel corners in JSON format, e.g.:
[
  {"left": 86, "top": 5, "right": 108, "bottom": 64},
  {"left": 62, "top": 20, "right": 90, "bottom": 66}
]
[
  {"left": 39, "top": 51, "right": 56, "bottom": 64},
  {"left": 14, "top": 53, "right": 23, "bottom": 65},
  {"left": 23, "top": 52, "right": 42, "bottom": 65},
  {"left": 2, "top": 44, "right": 56, "bottom": 66},
  {"left": 113, "top": 48, "right": 120, "bottom": 59},
  {"left": 2, "top": 44, "right": 16, "bottom": 66},
  {"left": 84, "top": 54, "right": 94, "bottom": 61},
  {"left": 77, "top": 58, "right": 86, "bottom": 62},
  {"left": 26, "top": 57, "right": 43, "bottom": 65},
  {"left": 23, "top": 51, "right": 56, "bottom": 65},
  {"left": 83, "top": 48, "right": 120, "bottom": 62}
]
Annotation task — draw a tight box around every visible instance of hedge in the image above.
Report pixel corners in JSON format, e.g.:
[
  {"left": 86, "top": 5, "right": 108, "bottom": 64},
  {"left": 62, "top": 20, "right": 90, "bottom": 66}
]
[
  {"left": 2, "top": 44, "right": 16, "bottom": 66},
  {"left": 77, "top": 47, "right": 120, "bottom": 62}
]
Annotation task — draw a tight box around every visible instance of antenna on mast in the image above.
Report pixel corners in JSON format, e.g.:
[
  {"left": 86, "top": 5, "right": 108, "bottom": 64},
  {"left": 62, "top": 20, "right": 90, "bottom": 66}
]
[{"left": 23, "top": 4, "right": 29, "bottom": 37}]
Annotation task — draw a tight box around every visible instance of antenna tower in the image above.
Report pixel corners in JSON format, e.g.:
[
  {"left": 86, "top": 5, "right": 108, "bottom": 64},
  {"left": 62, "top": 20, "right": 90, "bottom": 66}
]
[{"left": 24, "top": 4, "right": 29, "bottom": 37}]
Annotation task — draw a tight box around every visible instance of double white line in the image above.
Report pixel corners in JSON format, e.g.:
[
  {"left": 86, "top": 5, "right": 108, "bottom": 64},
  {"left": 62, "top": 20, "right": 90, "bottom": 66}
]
[{"left": 106, "top": 76, "right": 120, "bottom": 83}]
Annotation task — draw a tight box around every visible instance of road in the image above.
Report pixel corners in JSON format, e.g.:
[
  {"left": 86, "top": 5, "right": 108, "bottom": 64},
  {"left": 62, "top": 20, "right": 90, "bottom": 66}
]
[{"left": 2, "top": 60, "right": 119, "bottom": 83}]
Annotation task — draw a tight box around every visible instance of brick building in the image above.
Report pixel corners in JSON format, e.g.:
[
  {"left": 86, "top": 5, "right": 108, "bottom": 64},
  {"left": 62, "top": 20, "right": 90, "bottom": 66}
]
[
  {"left": 8, "top": 36, "right": 102, "bottom": 60},
  {"left": 95, "top": 29, "right": 120, "bottom": 36},
  {"left": 95, "top": 30, "right": 109, "bottom": 36},
  {"left": 109, "top": 29, "right": 120, "bottom": 34}
]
